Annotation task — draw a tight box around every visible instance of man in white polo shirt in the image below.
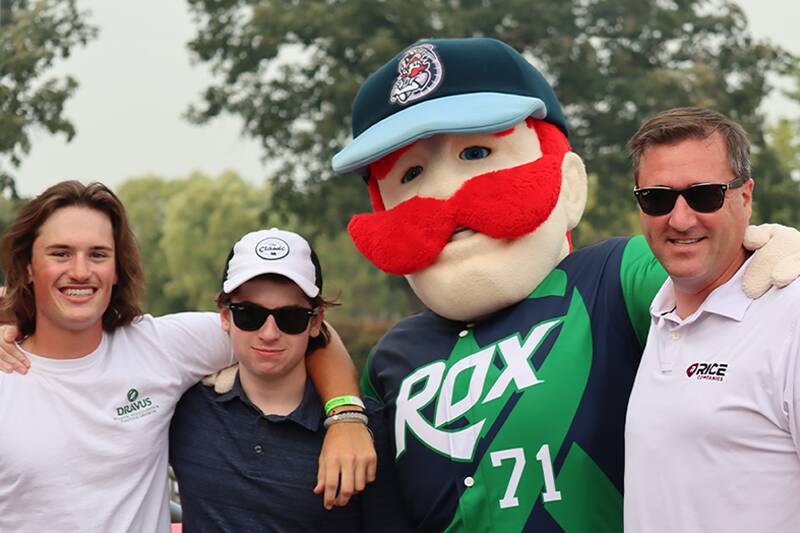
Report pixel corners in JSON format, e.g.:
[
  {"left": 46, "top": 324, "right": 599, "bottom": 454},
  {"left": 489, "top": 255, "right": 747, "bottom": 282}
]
[{"left": 624, "top": 107, "right": 800, "bottom": 533}]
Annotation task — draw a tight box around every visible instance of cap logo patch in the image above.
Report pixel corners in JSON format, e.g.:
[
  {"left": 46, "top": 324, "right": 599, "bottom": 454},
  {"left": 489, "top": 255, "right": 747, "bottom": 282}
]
[
  {"left": 255, "top": 237, "right": 290, "bottom": 260},
  {"left": 389, "top": 44, "right": 443, "bottom": 105}
]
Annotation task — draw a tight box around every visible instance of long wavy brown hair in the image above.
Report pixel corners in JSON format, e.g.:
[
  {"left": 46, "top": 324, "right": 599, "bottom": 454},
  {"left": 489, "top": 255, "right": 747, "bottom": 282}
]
[{"left": 0, "top": 181, "right": 144, "bottom": 337}]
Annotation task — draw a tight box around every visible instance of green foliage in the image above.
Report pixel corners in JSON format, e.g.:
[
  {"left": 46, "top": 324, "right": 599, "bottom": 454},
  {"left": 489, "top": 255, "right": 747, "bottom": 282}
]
[
  {"left": 753, "top": 60, "right": 800, "bottom": 228},
  {"left": 751, "top": 133, "right": 800, "bottom": 228},
  {"left": 311, "top": 230, "right": 416, "bottom": 320},
  {"left": 0, "top": 0, "right": 97, "bottom": 185},
  {"left": 767, "top": 119, "right": 800, "bottom": 179},
  {"left": 329, "top": 317, "right": 398, "bottom": 373},
  {"left": 0, "top": 194, "right": 23, "bottom": 285},
  {"left": 572, "top": 172, "right": 640, "bottom": 248},
  {"left": 118, "top": 172, "right": 275, "bottom": 313},
  {"left": 117, "top": 175, "right": 188, "bottom": 315},
  {"left": 161, "top": 172, "right": 274, "bottom": 311},
  {"left": 0, "top": 194, "right": 20, "bottom": 235},
  {"left": 753, "top": 116, "right": 800, "bottom": 228},
  {"left": 185, "top": 0, "right": 791, "bottom": 242}
]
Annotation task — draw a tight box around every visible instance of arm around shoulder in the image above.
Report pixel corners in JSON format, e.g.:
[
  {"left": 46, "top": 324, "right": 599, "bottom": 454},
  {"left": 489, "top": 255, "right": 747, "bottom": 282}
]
[{"left": 308, "top": 322, "right": 378, "bottom": 510}]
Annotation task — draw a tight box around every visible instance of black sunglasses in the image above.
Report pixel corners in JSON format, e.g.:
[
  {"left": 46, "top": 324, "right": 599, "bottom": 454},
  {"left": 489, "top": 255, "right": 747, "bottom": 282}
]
[
  {"left": 227, "top": 302, "right": 318, "bottom": 334},
  {"left": 633, "top": 177, "right": 748, "bottom": 216}
]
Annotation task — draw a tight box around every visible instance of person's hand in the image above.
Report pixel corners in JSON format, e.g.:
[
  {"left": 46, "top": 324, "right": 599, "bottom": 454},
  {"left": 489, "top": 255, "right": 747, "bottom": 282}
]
[
  {"left": 314, "top": 421, "right": 377, "bottom": 509},
  {"left": 743, "top": 223, "right": 800, "bottom": 298},
  {"left": 0, "top": 325, "right": 29, "bottom": 374}
]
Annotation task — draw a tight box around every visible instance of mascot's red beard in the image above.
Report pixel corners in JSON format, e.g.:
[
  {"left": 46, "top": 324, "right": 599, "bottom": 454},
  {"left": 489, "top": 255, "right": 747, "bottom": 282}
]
[{"left": 347, "top": 153, "right": 564, "bottom": 275}]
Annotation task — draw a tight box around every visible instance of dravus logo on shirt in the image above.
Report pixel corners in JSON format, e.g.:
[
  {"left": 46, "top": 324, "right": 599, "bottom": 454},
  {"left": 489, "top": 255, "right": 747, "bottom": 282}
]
[
  {"left": 114, "top": 388, "right": 159, "bottom": 422},
  {"left": 686, "top": 362, "right": 728, "bottom": 382}
]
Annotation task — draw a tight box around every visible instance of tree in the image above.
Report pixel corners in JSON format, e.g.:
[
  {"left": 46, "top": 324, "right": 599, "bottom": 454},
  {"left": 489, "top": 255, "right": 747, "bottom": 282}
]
[
  {"left": 754, "top": 52, "right": 800, "bottom": 230},
  {"left": 0, "top": 194, "right": 22, "bottom": 285},
  {"left": 117, "top": 175, "right": 188, "bottom": 315},
  {"left": 119, "top": 172, "right": 275, "bottom": 313},
  {"left": 751, "top": 119, "right": 800, "bottom": 228},
  {"left": 0, "top": 0, "right": 97, "bottom": 190},
  {"left": 185, "top": 0, "right": 791, "bottom": 245},
  {"left": 312, "top": 230, "right": 415, "bottom": 320},
  {"left": 159, "top": 172, "right": 276, "bottom": 311},
  {"left": 767, "top": 119, "right": 800, "bottom": 182}
]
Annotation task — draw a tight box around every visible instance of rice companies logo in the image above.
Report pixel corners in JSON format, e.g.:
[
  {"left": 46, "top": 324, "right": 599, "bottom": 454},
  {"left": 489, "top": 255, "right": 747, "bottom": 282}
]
[
  {"left": 686, "top": 362, "right": 728, "bottom": 382},
  {"left": 114, "top": 388, "right": 158, "bottom": 423}
]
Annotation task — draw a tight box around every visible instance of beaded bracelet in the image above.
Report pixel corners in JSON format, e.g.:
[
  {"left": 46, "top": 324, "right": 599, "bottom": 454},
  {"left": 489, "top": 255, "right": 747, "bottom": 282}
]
[
  {"left": 323, "top": 410, "right": 369, "bottom": 429},
  {"left": 324, "top": 395, "right": 365, "bottom": 416}
]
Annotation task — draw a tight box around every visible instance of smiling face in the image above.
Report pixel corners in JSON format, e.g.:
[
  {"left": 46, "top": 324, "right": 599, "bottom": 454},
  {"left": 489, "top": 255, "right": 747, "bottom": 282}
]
[
  {"left": 221, "top": 277, "right": 323, "bottom": 382},
  {"left": 637, "top": 132, "right": 753, "bottom": 296},
  {"left": 28, "top": 206, "right": 118, "bottom": 339},
  {"left": 363, "top": 120, "right": 587, "bottom": 320}
]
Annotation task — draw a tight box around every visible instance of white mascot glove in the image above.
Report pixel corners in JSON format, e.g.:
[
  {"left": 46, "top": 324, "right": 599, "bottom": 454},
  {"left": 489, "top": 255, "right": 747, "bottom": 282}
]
[
  {"left": 201, "top": 363, "right": 239, "bottom": 394},
  {"left": 742, "top": 223, "right": 800, "bottom": 298}
]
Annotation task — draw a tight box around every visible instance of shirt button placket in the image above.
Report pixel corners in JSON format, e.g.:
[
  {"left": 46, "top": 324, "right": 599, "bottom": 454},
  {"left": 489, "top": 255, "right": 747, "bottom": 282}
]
[{"left": 459, "top": 322, "right": 475, "bottom": 338}]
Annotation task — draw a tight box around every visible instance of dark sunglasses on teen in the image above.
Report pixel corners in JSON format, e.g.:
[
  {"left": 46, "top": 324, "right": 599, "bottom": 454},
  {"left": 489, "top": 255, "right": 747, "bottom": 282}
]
[
  {"left": 227, "top": 302, "right": 319, "bottom": 334},
  {"left": 633, "top": 176, "right": 748, "bottom": 217}
]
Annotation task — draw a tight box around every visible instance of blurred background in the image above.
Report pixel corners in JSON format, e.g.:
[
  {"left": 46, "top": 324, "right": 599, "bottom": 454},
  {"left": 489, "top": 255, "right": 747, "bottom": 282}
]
[{"left": 2, "top": 0, "right": 799, "bottom": 368}]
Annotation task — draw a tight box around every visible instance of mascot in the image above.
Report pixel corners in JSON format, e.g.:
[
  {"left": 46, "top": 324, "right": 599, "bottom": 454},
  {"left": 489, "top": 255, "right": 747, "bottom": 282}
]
[{"left": 331, "top": 37, "right": 800, "bottom": 531}]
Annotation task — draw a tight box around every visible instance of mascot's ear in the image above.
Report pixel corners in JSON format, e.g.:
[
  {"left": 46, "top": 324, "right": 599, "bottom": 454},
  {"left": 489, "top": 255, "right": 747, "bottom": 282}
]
[{"left": 560, "top": 151, "right": 588, "bottom": 230}]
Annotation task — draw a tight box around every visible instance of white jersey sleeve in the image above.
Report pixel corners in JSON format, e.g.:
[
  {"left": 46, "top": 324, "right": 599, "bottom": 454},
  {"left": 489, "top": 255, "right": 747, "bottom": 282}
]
[{"left": 135, "top": 312, "right": 235, "bottom": 390}]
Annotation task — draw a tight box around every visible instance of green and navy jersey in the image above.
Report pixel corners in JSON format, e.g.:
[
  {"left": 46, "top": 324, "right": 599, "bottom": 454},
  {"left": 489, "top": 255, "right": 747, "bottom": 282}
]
[{"left": 361, "top": 236, "right": 666, "bottom": 532}]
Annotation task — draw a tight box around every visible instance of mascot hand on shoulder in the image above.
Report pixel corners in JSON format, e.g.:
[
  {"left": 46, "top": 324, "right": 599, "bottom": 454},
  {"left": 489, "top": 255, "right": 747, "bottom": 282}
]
[{"left": 330, "top": 37, "right": 800, "bottom": 532}]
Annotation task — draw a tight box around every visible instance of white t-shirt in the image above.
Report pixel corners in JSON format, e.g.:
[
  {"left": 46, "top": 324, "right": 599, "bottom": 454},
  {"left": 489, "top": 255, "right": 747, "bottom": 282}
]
[
  {"left": 625, "top": 260, "right": 800, "bottom": 533},
  {"left": 0, "top": 313, "right": 234, "bottom": 533}
]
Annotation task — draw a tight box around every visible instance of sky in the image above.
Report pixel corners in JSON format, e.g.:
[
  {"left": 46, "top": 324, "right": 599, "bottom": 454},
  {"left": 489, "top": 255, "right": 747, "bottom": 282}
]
[{"left": 14, "top": 0, "right": 800, "bottom": 197}]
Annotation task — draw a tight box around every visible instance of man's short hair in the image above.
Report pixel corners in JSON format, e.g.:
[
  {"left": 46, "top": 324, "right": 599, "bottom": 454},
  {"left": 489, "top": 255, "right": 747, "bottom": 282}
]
[
  {"left": 0, "top": 181, "right": 144, "bottom": 336},
  {"left": 627, "top": 107, "right": 751, "bottom": 184}
]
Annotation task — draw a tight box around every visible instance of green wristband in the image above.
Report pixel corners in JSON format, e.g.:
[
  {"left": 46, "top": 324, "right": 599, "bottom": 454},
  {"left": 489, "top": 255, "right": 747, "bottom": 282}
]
[{"left": 324, "top": 395, "right": 365, "bottom": 415}]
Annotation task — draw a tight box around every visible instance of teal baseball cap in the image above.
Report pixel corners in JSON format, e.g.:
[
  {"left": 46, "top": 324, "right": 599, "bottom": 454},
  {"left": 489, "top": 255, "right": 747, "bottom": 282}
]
[{"left": 332, "top": 37, "right": 568, "bottom": 176}]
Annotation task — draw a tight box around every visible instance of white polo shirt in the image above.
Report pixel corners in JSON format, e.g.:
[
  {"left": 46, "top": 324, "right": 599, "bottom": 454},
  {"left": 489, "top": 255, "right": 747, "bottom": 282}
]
[{"left": 625, "top": 259, "right": 800, "bottom": 533}]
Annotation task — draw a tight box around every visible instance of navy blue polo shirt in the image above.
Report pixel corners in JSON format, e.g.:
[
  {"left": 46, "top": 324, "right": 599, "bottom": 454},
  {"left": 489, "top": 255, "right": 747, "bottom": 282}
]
[{"left": 169, "top": 373, "right": 411, "bottom": 533}]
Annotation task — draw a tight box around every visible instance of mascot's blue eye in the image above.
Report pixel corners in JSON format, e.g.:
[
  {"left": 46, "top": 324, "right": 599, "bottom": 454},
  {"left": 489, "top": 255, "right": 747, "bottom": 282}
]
[
  {"left": 460, "top": 146, "right": 491, "bottom": 160},
  {"left": 401, "top": 165, "right": 423, "bottom": 184}
]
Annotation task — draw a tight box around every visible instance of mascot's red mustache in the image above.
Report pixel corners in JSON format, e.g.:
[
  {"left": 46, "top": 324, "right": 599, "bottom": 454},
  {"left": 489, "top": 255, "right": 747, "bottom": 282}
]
[{"left": 348, "top": 154, "right": 563, "bottom": 275}]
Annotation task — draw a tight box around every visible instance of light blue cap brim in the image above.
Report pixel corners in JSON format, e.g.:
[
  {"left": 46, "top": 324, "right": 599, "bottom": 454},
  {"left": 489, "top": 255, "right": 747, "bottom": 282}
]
[{"left": 332, "top": 92, "right": 547, "bottom": 176}]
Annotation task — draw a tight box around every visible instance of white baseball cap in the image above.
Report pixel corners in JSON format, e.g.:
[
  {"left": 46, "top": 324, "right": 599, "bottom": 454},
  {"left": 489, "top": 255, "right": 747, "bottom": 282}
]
[{"left": 221, "top": 228, "right": 322, "bottom": 298}]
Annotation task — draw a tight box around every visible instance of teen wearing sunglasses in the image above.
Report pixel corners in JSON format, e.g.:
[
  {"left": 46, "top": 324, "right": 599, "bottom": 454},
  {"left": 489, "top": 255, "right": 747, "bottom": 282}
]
[
  {"left": 168, "top": 228, "right": 412, "bottom": 532},
  {"left": 226, "top": 302, "right": 319, "bottom": 334},
  {"left": 624, "top": 108, "right": 800, "bottom": 533}
]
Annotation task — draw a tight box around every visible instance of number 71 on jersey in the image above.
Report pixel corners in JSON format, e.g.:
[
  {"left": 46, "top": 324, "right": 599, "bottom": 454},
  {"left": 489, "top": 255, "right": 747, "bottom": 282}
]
[{"left": 490, "top": 444, "right": 562, "bottom": 509}]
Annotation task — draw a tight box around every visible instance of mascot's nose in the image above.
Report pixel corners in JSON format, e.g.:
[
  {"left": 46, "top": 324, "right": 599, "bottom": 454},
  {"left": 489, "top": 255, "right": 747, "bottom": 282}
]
[{"left": 416, "top": 164, "right": 470, "bottom": 200}]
